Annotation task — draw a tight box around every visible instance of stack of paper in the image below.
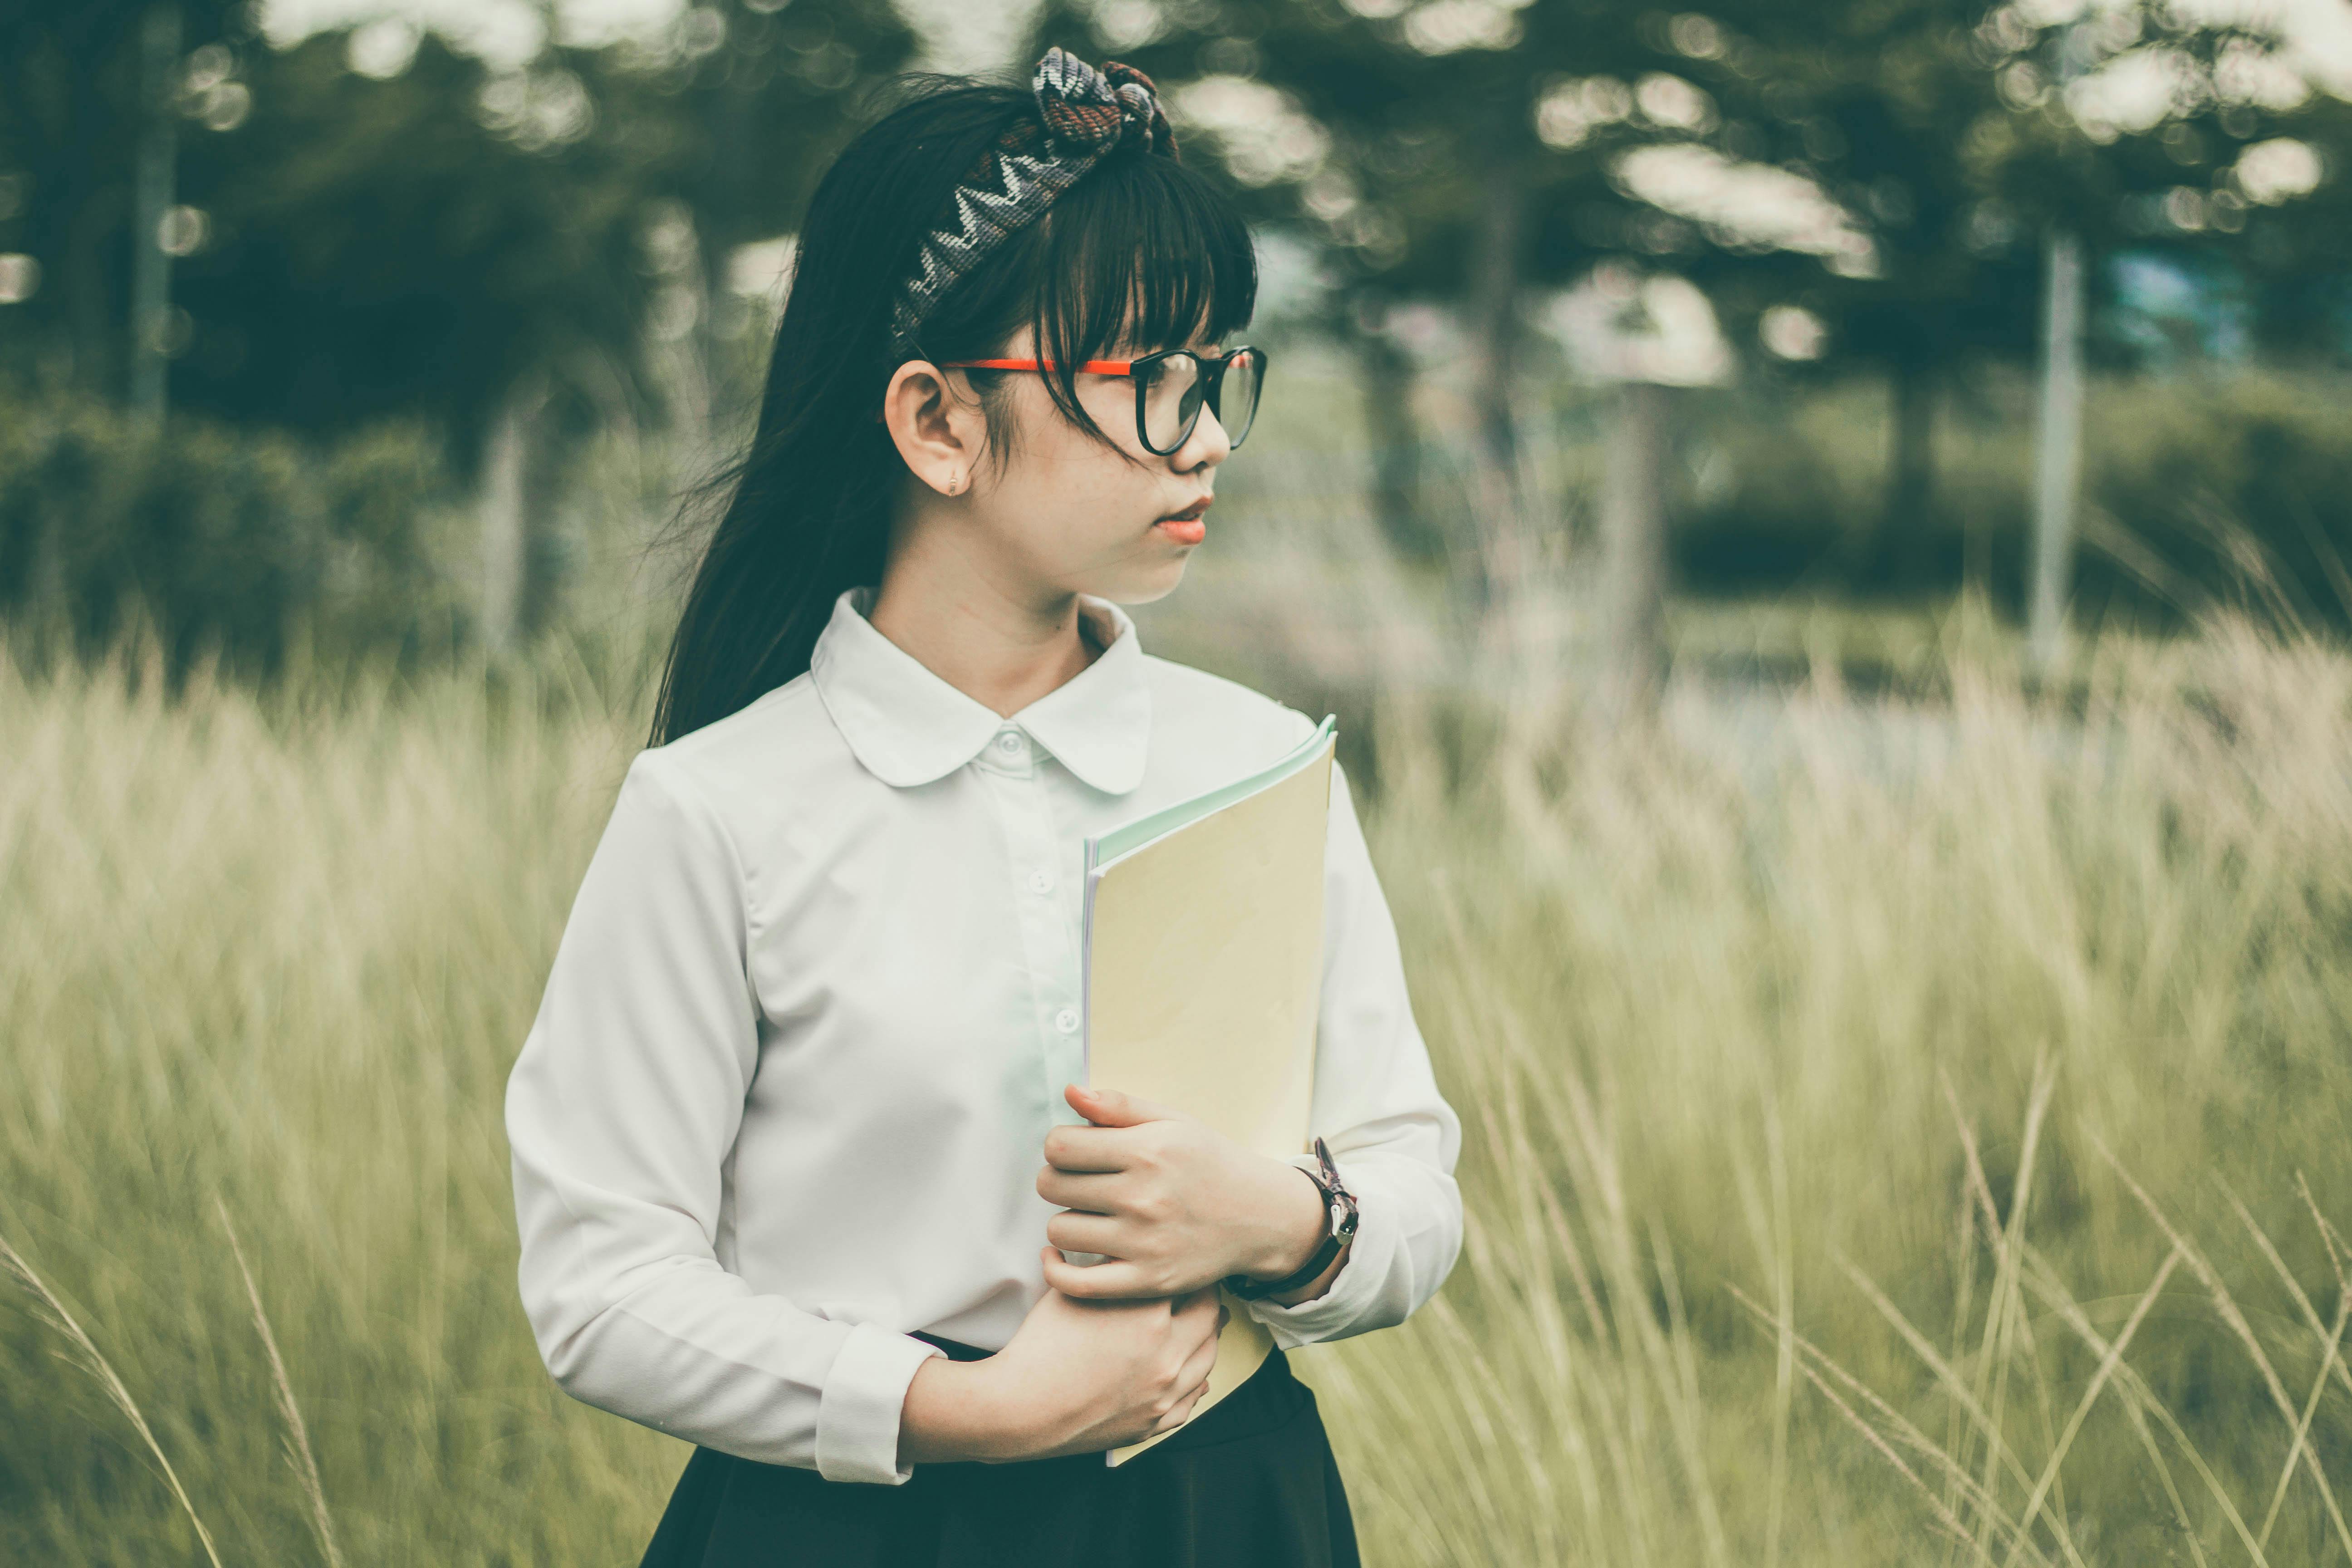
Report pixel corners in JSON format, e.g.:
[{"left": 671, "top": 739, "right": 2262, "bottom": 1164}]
[{"left": 1067, "top": 715, "right": 1339, "bottom": 1467}]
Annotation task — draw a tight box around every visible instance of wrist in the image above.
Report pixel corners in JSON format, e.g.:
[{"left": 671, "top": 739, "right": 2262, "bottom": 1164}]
[
  {"left": 1228, "top": 1139, "right": 1359, "bottom": 1305},
  {"left": 1243, "top": 1162, "right": 1330, "bottom": 1282},
  {"left": 899, "top": 1355, "right": 1034, "bottom": 1465}
]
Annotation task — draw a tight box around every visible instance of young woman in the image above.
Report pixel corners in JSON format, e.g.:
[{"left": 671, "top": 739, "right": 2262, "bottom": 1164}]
[{"left": 504, "top": 47, "right": 1464, "bottom": 1568}]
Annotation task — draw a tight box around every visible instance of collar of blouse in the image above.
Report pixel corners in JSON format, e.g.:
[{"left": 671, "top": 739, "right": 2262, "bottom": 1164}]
[{"left": 808, "top": 584, "right": 1153, "bottom": 795}]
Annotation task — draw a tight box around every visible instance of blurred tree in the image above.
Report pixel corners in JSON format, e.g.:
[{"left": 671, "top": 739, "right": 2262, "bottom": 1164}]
[
  {"left": 2238, "top": 94, "right": 2352, "bottom": 360},
  {"left": 1629, "top": 2, "right": 2338, "bottom": 591},
  {"left": 1, "top": 0, "right": 917, "bottom": 649},
  {"left": 0, "top": 1, "right": 241, "bottom": 398},
  {"left": 169, "top": 2, "right": 915, "bottom": 460},
  {"left": 1034, "top": 0, "right": 2344, "bottom": 608},
  {"left": 2095, "top": 76, "right": 2352, "bottom": 366},
  {"left": 1681, "top": 0, "right": 2048, "bottom": 586}
]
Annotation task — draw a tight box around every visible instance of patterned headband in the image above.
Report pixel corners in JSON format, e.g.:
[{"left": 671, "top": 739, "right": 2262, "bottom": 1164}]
[{"left": 888, "top": 46, "right": 1181, "bottom": 352}]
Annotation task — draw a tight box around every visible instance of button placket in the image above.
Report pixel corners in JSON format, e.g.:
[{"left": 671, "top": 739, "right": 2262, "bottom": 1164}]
[{"left": 974, "top": 747, "right": 1086, "bottom": 1126}]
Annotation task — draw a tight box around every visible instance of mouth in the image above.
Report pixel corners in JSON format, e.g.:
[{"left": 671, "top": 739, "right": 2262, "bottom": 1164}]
[{"left": 1155, "top": 497, "right": 1211, "bottom": 545}]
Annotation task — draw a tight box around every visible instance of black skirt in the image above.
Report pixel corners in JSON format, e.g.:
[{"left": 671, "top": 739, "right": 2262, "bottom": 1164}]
[{"left": 638, "top": 1330, "right": 1362, "bottom": 1568}]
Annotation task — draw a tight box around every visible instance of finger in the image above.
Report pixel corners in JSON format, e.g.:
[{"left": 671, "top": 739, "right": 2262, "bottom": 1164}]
[
  {"left": 1040, "top": 1123, "right": 1136, "bottom": 1174},
  {"left": 1155, "top": 1385, "right": 1207, "bottom": 1432},
  {"left": 1178, "top": 1284, "right": 1225, "bottom": 1321},
  {"left": 1176, "top": 1314, "right": 1222, "bottom": 1390},
  {"left": 1034, "top": 1165, "right": 1125, "bottom": 1210},
  {"left": 1176, "top": 1298, "right": 1232, "bottom": 1344},
  {"left": 1063, "top": 1083, "right": 1189, "bottom": 1127},
  {"left": 1043, "top": 1210, "right": 1126, "bottom": 1255},
  {"left": 1152, "top": 1334, "right": 1221, "bottom": 1434},
  {"left": 1038, "top": 1251, "right": 1159, "bottom": 1300}
]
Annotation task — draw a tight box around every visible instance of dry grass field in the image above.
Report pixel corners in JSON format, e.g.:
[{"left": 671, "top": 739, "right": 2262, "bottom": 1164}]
[{"left": 5, "top": 586, "right": 2351, "bottom": 1565}]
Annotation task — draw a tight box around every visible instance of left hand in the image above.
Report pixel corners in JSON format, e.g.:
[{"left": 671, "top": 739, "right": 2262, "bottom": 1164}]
[{"left": 1036, "top": 1083, "right": 1323, "bottom": 1301}]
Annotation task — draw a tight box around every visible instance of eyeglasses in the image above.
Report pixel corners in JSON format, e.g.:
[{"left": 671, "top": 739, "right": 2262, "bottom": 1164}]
[{"left": 934, "top": 345, "right": 1268, "bottom": 455}]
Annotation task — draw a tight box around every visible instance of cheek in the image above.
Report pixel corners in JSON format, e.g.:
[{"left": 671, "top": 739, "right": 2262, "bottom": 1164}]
[
  {"left": 1029, "top": 403, "right": 1155, "bottom": 506},
  {"left": 985, "top": 388, "right": 1168, "bottom": 568}
]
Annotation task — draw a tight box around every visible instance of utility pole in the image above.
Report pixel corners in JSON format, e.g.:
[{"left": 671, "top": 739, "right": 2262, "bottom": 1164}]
[
  {"left": 130, "top": 2, "right": 182, "bottom": 429},
  {"left": 1598, "top": 377, "right": 1671, "bottom": 718},
  {"left": 2029, "top": 20, "right": 2092, "bottom": 676},
  {"left": 478, "top": 379, "right": 538, "bottom": 657}
]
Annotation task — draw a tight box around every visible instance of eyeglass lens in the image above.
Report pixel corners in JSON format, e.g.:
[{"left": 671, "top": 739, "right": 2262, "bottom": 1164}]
[{"left": 1139, "top": 350, "right": 1262, "bottom": 452}]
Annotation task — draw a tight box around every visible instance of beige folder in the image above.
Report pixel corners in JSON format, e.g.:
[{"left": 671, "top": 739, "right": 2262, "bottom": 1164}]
[{"left": 1070, "top": 715, "right": 1338, "bottom": 1467}]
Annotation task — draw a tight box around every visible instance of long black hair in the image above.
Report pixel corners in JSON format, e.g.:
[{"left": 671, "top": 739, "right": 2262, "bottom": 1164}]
[{"left": 646, "top": 67, "right": 1259, "bottom": 748}]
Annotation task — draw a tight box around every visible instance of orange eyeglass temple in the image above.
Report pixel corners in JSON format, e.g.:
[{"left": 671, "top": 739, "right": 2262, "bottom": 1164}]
[{"left": 935, "top": 358, "right": 1139, "bottom": 374}]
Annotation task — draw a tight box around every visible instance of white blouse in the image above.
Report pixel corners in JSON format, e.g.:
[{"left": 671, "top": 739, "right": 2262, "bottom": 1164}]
[{"left": 504, "top": 584, "right": 1464, "bottom": 1488}]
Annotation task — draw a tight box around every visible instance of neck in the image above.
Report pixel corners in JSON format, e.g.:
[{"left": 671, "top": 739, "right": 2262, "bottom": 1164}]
[{"left": 867, "top": 529, "right": 1105, "bottom": 720}]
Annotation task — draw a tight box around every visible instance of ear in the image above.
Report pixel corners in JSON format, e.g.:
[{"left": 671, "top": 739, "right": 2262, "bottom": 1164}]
[{"left": 881, "top": 359, "right": 982, "bottom": 497}]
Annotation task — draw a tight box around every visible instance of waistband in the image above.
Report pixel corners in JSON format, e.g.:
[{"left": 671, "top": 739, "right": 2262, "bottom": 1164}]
[{"left": 909, "top": 1328, "right": 997, "bottom": 1362}]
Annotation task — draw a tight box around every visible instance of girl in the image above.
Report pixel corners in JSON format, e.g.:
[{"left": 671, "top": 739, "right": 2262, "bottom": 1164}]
[{"left": 504, "top": 47, "right": 1464, "bottom": 1568}]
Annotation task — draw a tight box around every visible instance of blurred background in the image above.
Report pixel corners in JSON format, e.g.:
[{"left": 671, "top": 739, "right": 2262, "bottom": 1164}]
[
  {"left": 9, "top": 4, "right": 2352, "bottom": 1566},
  {"left": 5, "top": 0, "right": 2350, "bottom": 701}
]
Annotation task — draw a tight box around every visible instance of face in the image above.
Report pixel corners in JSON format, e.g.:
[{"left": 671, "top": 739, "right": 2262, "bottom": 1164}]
[{"left": 881, "top": 316, "right": 1237, "bottom": 608}]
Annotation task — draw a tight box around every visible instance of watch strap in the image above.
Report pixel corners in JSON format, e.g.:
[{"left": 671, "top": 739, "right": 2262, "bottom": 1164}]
[{"left": 1223, "top": 1137, "right": 1359, "bottom": 1302}]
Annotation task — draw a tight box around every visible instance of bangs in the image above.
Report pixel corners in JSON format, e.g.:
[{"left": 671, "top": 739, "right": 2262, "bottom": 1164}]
[
  {"left": 1014, "top": 154, "right": 1260, "bottom": 451},
  {"left": 1037, "top": 155, "right": 1259, "bottom": 356}
]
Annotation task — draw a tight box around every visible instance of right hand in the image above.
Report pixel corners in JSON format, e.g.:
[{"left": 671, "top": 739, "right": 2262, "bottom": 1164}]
[{"left": 921, "top": 1246, "right": 1229, "bottom": 1463}]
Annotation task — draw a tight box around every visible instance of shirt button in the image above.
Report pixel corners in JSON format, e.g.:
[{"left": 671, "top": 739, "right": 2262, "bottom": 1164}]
[
  {"left": 1028, "top": 870, "right": 1054, "bottom": 894},
  {"left": 996, "top": 733, "right": 1022, "bottom": 754},
  {"left": 1055, "top": 1007, "right": 1079, "bottom": 1034}
]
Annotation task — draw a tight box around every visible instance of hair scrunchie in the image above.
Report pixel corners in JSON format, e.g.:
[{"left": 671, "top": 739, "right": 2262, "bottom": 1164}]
[{"left": 889, "top": 46, "right": 1181, "bottom": 352}]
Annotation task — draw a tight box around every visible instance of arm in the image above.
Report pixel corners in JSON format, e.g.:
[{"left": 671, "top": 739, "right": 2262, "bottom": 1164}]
[
  {"left": 1235, "top": 756, "right": 1465, "bottom": 1348},
  {"left": 1037, "top": 755, "right": 1462, "bottom": 1325},
  {"left": 504, "top": 750, "right": 945, "bottom": 1486}
]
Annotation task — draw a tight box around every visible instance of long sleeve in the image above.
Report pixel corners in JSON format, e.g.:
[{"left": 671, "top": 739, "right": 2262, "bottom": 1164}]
[
  {"left": 1240, "top": 757, "right": 1465, "bottom": 1348},
  {"left": 504, "top": 749, "right": 944, "bottom": 1485}
]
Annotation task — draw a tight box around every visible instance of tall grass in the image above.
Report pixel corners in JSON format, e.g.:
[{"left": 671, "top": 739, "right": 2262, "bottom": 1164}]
[{"left": 5, "top": 593, "right": 2350, "bottom": 1564}]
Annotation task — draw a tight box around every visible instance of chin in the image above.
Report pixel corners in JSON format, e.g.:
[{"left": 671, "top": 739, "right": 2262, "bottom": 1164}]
[{"left": 1092, "top": 557, "right": 1191, "bottom": 607}]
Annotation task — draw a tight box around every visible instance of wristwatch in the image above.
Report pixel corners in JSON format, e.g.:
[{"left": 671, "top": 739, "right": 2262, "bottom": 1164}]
[{"left": 1223, "top": 1137, "right": 1360, "bottom": 1301}]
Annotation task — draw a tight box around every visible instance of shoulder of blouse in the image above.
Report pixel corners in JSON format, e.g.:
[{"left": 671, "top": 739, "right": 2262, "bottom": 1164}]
[
  {"left": 637, "top": 666, "right": 861, "bottom": 815},
  {"left": 650, "top": 670, "right": 832, "bottom": 780},
  {"left": 1138, "top": 651, "right": 1321, "bottom": 755},
  {"left": 612, "top": 674, "right": 853, "bottom": 911}
]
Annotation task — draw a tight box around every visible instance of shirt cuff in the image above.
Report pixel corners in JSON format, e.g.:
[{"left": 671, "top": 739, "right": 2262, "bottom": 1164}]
[
  {"left": 1237, "top": 1154, "right": 1398, "bottom": 1348},
  {"left": 813, "top": 1322, "right": 947, "bottom": 1485}
]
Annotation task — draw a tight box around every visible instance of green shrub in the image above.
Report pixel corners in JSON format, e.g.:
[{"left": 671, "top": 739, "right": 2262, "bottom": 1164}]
[
  {"left": 0, "top": 393, "right": 467, "bottom": 682},
  {"left": 1674, "top": 367, "right": 2352, "bottom": 632}
]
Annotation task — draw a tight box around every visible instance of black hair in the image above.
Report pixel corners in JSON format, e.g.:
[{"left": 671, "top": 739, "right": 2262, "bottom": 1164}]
[{"left": 646, "top": 69, "right": 1259, "bottom": 747}]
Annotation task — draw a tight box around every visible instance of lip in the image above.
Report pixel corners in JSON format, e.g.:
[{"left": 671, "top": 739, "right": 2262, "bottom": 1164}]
[{"left": 1158, "top": 496, "right": 1213, "bottom": 522}]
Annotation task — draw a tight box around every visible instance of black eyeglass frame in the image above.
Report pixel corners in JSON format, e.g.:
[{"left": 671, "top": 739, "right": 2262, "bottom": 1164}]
[{"left": 934, "top": 343, "right": 1272, "bottom": 456}]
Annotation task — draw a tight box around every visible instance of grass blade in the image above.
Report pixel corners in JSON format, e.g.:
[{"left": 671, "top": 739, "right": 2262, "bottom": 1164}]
[
  {"left": 0, "top": 1230, "right": 225, "bottom": 1568},
  {"left": 216, "top": 1197, "right": 344, "bottom": 1568}
]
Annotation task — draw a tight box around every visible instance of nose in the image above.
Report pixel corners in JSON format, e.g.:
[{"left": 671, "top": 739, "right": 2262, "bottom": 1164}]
[{"left": 1176, "top": 402, "right": 1233, "bottom": 470}]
